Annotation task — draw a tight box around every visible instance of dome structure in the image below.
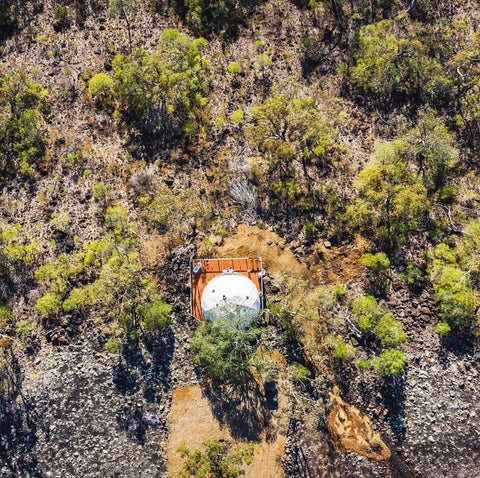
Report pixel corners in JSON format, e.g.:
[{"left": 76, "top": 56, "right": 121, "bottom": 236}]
[{"left": 200, "top": 272, "right": 261, "bottom": 324}]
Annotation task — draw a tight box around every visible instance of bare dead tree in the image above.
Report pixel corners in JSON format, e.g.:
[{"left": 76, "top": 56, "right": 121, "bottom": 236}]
[{"left": 230, "top": 178, "right": 258, "bottom": 222}]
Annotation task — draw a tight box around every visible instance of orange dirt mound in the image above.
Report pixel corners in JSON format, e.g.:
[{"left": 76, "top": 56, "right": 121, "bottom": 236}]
[
  {"left": 308, "top": 235, "right": 369, "bottom": 285},
  {"left": 217, "top": 225, "right": 307, "bottom": 279},
  {"left": 327, "top": 386, "right": 390, "bottom": 461}
]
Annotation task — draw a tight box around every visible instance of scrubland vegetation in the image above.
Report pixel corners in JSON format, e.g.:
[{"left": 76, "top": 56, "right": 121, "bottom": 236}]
[{"left": 1, "top": 0, "right": 480, "bottom": 476}]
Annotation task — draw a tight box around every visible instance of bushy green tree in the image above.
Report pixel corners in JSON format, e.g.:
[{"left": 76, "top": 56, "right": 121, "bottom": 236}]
[
  {"left": 333, "top": 335, "right": 354, "bottom": 360},
  {"left": 0, "top": 223, "right": 40, "bottom": 278},
  {"left": 351, "top": 295, "right": 406, "bottom": 347},
  {"left": 457, "top": 220, "right": 480, "bottom": 277},
  {"left": 351, "top": 295, "right": 406, "bottom": 374},
  {"left": 374, "top": 312, "right": 406, "bottom": 347},
  {"left": 350, "top": 19, "right": 448, "bottom": 105},
  {"left": 190, "top": 315, "right": 261, "bottom": 384},
  {"left": 436, "top": 321, "right": 451, "bottom": 336},
  {"left": 400, "top": 110, "right": 458, "bottom": 191},
  {"left": 178, "top": 439, "right": 254, "bottom": 478},
  {"left": 356, "top": 356, "right": 372, "bottom": 371},
  {"left": 105, "top": 337, "right": 124, "bottom": 354},
  {"left": 88, "top": 73, "right": 114, "bottom": 107},
  {"left": 0, "top": 67, "right": 48, "bottom": 176},
  {"left": 351, "top": 295, "right": 385, "bottom": 331},
  {"left": 346, "top": 137, "right": 429, "bottom": 249},
  {"left": 90, "top": 29, "right": 210, "bottom": 140},
  {"left": 246, "top": 83, "right": 338, "bottom": 202}
]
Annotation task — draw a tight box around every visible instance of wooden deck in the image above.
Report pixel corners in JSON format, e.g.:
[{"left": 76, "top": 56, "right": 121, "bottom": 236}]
[{"left": 190, "top": 258, "right": 263, "bottom": 321}]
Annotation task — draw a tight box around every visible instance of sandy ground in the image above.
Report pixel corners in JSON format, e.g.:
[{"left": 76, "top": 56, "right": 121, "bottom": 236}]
[{"left": 167, "top": 384, "right": 286, "bottom": 478}]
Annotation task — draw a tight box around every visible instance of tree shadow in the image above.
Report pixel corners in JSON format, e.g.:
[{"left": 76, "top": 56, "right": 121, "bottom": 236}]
[
  {"left": 380, "top": 373, "right": 406, "bottom": 443},
  {"left": 0, "top": 351, "right": 42, "bottom": 476},
  {"left": 113, "top": 327, "right": 174, "bottom": 397},
  {"left": 154, "top": 0, "right": 262, "bottom": 40},
  {"left": 334, "top": 359, "right": 357, "bottom": 400},
  {"left": 115, "top": 402, "right": 161, "bottom": 445},
  {"left": 443, "top": 332, "right": 475, "bottom": 358},
  {"left": 113, "top": 327, "right": 174, "bottom": 443},
  {"left": 202, "top": 381, "right": 273, "bottom": 442},
  {"left": 437, "top": 330, "right": 476, "bottom": 371}
]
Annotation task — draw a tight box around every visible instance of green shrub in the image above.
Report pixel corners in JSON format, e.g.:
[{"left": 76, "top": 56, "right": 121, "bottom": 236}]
[
  {"left": 333, "top": 336, "right": 354, "bottom": 360},
  {"left": 351, "top": 295, "right": 385, "bottom": 331},
  {"left": 436, "top": 321, "right": 451, "bottom": 336},
  {"left": 401, "top": 109, "right": 458, "bottom": 191},
  {"left": 0, "top": 303, "right": 11, "bottom": 328},
  {"left": 137, "top": 297, "right": 171, "bottom": 332},
  {"left": 54, "top": 6, "right": 71, "bottom": 20},
  {"left": 246, "top": 84, "right": 339, "bottom": 203},
  {"left": 362, "top": 252, "right": 390, "bottom": 271},
  {"left": 429, "top": 242, "right": 477, "bottom": 327},
  {"left": 374, "top": 312, "right": 407, "bottom": 347},
  {"left": 401, "top": 262, "right": 424, "bottom": 287},
  {"left": 254, "top": 53, "right": 272, "bottom": 70},
  {"left": 92, "top": 181, "right": 107, "bottom": 201},
  {"left": 178, "top": 439, "right": 254, "bottom": 478},
  {"left": 88, "top": 73, "right": 114, "bottom": 102},
  {"left": 229, "top": 109, "right": 244, "bottom": 123},
  {"left": 351, "top": 296, "right": 406, "bottom": 366},
  {"left": 356, "top": 356, "right": 372, "bottom": 371},
  {"left": 373, "top": 349, "right": 406, "bottom": 376},
  {"left": 350, "top": 19, "right": 447, "bottom": 105},
  {"left": 35, "top": 209, "right": 170, "bottom": 345},
  {"left": 15, "top": 320, "right": 36, "bottom": 337},
  {"left": 362, "top": 252, "right": 390, "bottom": 291},
  {"left": 290, "top": 362, "right": 311, "bottom": 380},
  {"left": 36, "top": 292, "right": 62, "bottom": 316},
  {"left": 268, "top": 302, "right": 301, "bottom": 344},
  {"left": 227, "top": 62, "right": 241, "bottom": 74},
  {"left": 346, "top": 137, "right": 430, "bottom": 249},
  {"left": 0, "top": 223, "right": 40, "bottom": 276},
  {"left": 50, "top": 211, "right": 71, "bottom": 232},
  {"left": 105, "top": 337, "right": 124, "bottom": 354},
  {"left": 139, "top": 185, "right": 210, "bottom": 236},
  {"left": 302, "top": 222, "right": 315, "bottom": 242}
]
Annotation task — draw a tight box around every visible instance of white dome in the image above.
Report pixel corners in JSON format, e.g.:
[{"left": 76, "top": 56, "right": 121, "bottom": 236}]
[{"left": 201, "top": 273, "right": 260, "bottom": 323}]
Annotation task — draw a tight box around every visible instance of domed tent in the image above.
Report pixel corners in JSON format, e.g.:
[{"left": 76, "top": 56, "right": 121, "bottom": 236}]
[
  {"left": 190, "top": 258, "right": 263, "bottom": 323},
  {"left": 201, "top": 272, "right": 261, "bottom": 324}
]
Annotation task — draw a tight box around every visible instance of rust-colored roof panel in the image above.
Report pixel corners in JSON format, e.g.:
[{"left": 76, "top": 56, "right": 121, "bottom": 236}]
[{"left": 190, "top": 257, "right": 263, "bottom": 321}]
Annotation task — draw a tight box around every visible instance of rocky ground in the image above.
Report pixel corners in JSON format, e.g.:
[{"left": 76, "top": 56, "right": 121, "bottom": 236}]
[{"left": 2, "top": 242, "right": 480, "bottom": 478}]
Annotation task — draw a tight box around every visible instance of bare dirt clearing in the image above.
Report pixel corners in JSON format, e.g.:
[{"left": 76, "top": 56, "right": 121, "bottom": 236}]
[{"left": 167, "top": 384, "right": 286, "bottom": 478}]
